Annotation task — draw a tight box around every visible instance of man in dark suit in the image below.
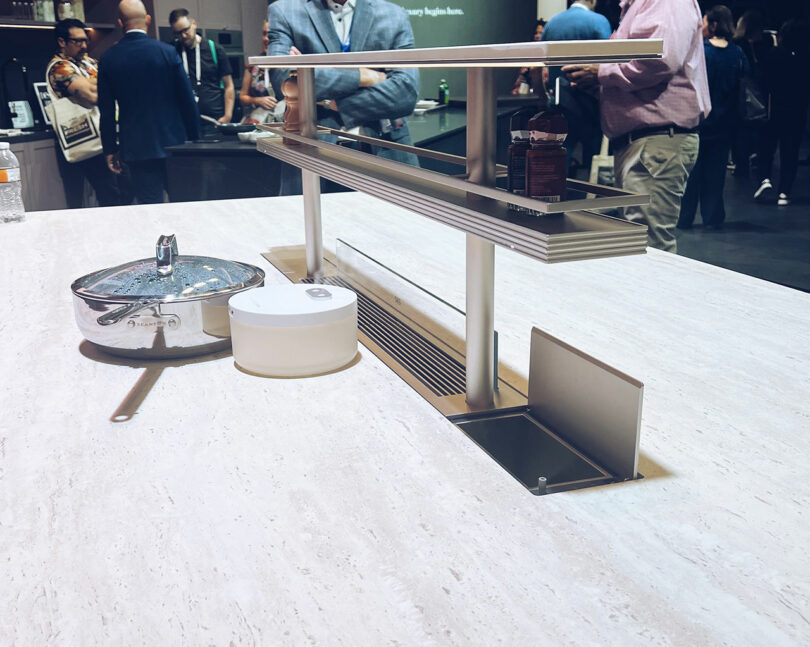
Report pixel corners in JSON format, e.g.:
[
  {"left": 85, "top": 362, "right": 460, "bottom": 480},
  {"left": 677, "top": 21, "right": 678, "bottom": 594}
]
[
  {"left": 267, "top": 0, "right": 419, "bottom": 194},
  {"left": 98, "top": 0, "right": 199, "bottom": 204}
]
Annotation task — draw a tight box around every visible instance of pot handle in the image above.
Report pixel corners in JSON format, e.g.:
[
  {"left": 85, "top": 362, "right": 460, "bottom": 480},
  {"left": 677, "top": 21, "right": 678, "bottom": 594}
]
[
  {"left": 156, "top": 234, "right": 178, "bottom": 277},
  {"left": 97, "top": 299, "right": 160, "bottom": 326}
]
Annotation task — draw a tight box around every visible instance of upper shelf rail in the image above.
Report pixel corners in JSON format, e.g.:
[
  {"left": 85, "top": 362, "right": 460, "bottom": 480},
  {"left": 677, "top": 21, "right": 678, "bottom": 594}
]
[{"left": 250, "top": 39, "right": 663, "bottom": 69}]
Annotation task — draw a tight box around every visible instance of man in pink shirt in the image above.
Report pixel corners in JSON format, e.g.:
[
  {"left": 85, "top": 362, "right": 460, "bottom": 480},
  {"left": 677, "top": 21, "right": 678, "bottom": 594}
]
[{"left": 563, "top": 0, "right": 711, "bottom": 253}]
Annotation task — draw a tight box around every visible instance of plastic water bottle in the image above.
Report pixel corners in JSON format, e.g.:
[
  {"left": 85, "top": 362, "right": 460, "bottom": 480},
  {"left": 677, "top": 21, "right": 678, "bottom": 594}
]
[{"left": 0, "top": 142, "right": 25, "bottom": 223}]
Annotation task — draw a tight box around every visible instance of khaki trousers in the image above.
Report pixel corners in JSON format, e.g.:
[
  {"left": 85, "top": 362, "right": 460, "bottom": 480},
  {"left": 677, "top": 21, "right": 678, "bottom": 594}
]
[{"left": 614, "top": 133, "right": 699, "bottom": 253}]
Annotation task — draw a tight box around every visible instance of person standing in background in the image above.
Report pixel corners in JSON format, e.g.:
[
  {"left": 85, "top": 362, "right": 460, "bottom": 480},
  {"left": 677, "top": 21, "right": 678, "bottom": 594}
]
[
  {"left": 98, "top": 0, "right": 200, "bottom": 204},
  {"left": 754, "top": 18, "right": 810, "bottom": 207},
  {"left": 240, "top": 19, "right": 279, "bottom": 124},
  {"left": 511, "top": 19, "right": 547, "bottom": 96},
  {"left": 47, "top": 18, "right": 124, "bottom": 207},
  {"left": 267, "top": 0, "right": 419, "bottom": 194},
  {"left": 678, "top": 5, "right": 748, "bottom": 231},
  {"left": 562, "top": 0, "right": 711, "bottom": 253},
  {"left": 541, "top": 1, "right": 612, "bottom": 177},
  {"left": 170, "top": 7, "right": 234, "bottom": 137},
  {"left": 731, "top": 10, "right": 772, "bottom": 180}
]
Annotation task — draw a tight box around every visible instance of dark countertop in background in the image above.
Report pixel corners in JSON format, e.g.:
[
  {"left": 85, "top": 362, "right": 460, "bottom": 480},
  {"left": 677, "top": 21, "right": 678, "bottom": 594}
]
[
  {"left": 0, "top": 129, "right": 55, "bottom": 145},
  {"left": 166, "top": 100, "right": 534, "bottom": 157},
  {"left": 0, "top": 96, "right": 541, "bottom": 150},
  {"left": 164, "top": 108, "right": 474, "bottom": 156},
  {"left": 165, "top": 139, "right": 263, "bottom": 155},
  {"left": 164, "top": 100, "right": 531, "bottom": 201}
]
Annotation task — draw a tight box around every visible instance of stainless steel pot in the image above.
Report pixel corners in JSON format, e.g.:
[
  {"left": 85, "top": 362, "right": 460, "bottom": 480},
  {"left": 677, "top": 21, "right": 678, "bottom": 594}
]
[{"left": 71, "top": 235, "right": 265, "bottom": 358}]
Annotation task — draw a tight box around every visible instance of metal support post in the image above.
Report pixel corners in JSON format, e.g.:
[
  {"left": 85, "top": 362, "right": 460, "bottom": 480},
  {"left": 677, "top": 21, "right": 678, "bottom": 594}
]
[
  {"left": 465, "top": 67, "right": 496, "bottom": 409},
  {"left": 297, "top": 67, "right": 323, "bottom": 279}
]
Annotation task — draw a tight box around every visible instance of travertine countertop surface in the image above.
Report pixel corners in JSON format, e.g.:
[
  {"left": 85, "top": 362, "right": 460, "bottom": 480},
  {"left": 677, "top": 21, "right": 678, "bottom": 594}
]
[{"left": 1, "top": 195, "right": 808, "bottom": 646}]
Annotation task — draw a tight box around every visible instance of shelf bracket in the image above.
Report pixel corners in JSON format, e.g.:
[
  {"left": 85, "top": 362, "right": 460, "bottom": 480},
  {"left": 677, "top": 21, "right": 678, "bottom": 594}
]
[{"left": 298, "top": 68, "right": 323, "bottom": 279}]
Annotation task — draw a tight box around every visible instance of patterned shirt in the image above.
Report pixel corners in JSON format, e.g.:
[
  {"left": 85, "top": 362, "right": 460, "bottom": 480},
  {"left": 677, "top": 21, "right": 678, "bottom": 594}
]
[
  {"left": 245, "top": 65, "right": 271, "bottom": 98},
  {"left": 597, "top": 0, "right": 711, "bottom": 139},
  {"left": 47, "top": 53, "right": 98, "bottom": 99}
]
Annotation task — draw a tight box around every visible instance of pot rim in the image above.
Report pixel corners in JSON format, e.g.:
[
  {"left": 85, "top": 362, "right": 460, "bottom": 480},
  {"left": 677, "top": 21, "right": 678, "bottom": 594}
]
[{"left": 71, "top": 256, "right": 266, "bottom": 304}]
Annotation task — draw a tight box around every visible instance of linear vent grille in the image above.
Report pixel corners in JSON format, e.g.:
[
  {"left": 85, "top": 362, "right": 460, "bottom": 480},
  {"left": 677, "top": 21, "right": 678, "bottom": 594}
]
[{"left": 303, "top": 276, "right": 466, "bottom": 397}]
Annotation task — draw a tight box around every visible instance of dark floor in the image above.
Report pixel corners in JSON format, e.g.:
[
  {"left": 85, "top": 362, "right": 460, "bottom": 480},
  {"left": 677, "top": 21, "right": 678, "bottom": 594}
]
[{"left": 674, "top": 145, "right": 810, "bottom": 293}]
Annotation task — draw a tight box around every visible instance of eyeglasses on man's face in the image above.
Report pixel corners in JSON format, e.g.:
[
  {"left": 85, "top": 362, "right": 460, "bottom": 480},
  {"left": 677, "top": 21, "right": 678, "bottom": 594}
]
[{"left": 173, "top": 21, "right": 195, "bottom": 38}]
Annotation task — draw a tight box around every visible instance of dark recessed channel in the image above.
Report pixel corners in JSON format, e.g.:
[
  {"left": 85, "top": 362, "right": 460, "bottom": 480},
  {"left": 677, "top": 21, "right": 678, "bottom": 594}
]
[{"left": 452, "top": 409, "right": 615, "bottom": 495}]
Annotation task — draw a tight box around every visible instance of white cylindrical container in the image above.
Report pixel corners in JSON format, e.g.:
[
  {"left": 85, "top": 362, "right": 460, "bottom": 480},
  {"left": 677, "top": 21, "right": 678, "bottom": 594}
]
[{"left": 229, "top": 284, "right": 358, "bottom": 377}]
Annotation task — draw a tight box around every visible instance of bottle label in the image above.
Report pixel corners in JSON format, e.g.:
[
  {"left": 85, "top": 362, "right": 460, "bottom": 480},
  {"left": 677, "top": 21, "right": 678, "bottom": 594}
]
[
  {"left": 529, "top": 130, "right": 566, "bottom": 144},
  {"left": 507, "top": 152, "right": 527, "bottom": 193},
  {"left": 526, "top": 150, "right": 567, "bottom": 202},
  {"left": 510, "top": 130, "right": 530, "bottom": 141},
  {"left": 0, "top": 169, "right": 21, "bottom": 183}
]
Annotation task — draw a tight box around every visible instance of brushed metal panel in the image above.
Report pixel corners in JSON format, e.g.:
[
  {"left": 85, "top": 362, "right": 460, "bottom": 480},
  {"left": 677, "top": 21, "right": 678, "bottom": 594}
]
[{"left": 528, "top": 327, "right": 642, "bottom": 480}]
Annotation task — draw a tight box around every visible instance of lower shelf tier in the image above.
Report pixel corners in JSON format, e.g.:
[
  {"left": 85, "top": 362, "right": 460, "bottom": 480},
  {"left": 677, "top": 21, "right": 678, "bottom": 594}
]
[{"left": 257, "top": 136, "right": 648, "bottom": 264}]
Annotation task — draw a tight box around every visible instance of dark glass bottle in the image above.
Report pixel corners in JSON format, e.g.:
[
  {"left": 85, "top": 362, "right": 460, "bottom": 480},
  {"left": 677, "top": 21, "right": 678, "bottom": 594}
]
[
  {"left": 525, "top": 109, "right": 568, "bottom": 203},
  {"left": 507, "top": 108, "right": 535, "bottom": 195},
  {"left": 438, "top": 79, "right": 449, "bottom": 105}
]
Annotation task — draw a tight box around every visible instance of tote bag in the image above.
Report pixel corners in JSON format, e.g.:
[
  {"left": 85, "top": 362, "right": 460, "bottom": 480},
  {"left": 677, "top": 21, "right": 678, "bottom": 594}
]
[
  {"left": 45, "top": 59, "right": 103, "bottom": 163},
  {"left": 739, "top": 75, "right": 769, "bottom": 122}
]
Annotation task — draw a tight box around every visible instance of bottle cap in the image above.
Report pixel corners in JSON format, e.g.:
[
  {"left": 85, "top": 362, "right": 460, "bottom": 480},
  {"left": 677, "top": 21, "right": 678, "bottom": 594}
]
[{"left": 528, "top": 109, "right": 568, "bottom": 144}]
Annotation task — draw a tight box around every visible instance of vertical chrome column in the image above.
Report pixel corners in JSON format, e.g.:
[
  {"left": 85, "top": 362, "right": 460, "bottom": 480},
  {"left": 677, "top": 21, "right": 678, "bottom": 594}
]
[
  {"left": 465, "top": 68, "right": 496, "bottom": 409},
  {"left": 297, "top": 67, "right": 323, "bottom": 279}
]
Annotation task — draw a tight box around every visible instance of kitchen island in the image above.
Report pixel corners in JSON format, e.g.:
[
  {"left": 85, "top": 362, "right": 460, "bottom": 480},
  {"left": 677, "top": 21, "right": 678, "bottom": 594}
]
[{"left": 1, "top": 194, "right": 808, "bottom": 645}]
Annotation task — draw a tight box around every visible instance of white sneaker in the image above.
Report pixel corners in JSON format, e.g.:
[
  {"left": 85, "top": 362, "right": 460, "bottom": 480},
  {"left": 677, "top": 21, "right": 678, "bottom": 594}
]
[
  {"left": 777, "top": 193, "right": 790, "bottom": 206},
  {"left": 754, "top": 178, "right": 773, "bottom": 202}
]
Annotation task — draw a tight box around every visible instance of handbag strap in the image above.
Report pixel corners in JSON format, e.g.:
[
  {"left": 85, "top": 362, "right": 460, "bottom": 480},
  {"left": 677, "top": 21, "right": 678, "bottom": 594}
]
[
  {"left": 45, "top": 59, "right": 61, "bottom": 101},
  {"left": 208, "top": 39, "right": 224, "bottom": 90}
]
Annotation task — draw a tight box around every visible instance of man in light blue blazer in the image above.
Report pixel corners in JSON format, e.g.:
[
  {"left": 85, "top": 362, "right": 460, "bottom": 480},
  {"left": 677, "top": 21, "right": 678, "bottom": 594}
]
[{"left": 267, "top": 0, "right": 419, "bottom": 193}]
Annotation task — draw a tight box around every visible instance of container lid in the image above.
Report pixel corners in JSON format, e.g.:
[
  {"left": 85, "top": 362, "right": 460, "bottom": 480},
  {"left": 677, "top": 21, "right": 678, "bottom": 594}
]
[
  {"left": 229, "top": 284, "right": 357, "bottom": 328},
  {"left": 0, "top": 142, "right": 9, "bottom": 150},
  {"left": 71, "top": 234, "right": 265, "bottom": 303},
  {"left": 529, "top": 109, "right": 568, "bottom": 144},
  {"left": 509, "top": 107, "right": 535, "bottom": 141}
]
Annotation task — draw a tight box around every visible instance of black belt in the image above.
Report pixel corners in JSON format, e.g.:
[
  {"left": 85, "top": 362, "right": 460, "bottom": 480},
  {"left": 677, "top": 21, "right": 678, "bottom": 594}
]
[{"left": 610, "top": 124, "right": 698, "bottom": 151}]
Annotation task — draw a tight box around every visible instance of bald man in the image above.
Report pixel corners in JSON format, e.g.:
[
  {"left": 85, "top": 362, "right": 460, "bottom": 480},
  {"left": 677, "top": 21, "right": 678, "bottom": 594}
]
[{"left": 98, "top": 0, "right": 199, "bottom": 203}]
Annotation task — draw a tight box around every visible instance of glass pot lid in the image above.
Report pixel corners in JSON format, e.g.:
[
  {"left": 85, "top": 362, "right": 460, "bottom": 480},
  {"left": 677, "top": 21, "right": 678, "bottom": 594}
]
[{"left": 71, "top": 235, "right": 265, "bottom": 302}]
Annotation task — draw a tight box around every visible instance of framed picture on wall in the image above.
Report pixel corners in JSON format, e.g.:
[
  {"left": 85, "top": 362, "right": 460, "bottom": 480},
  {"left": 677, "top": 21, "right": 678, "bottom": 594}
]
[{"left": 33, "top": 82, "right": 53, "bottom": 126}]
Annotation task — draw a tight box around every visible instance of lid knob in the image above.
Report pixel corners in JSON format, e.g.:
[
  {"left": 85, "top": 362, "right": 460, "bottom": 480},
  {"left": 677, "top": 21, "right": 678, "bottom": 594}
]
[{"left": 155, "top": 234, "right": 178, "bottom": 277}]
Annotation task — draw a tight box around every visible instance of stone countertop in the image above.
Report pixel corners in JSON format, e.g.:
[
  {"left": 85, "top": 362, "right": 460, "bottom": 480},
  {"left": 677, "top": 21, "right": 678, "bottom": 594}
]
[{"left": 1, "top": 194, "right": 809, "bottom": 645}]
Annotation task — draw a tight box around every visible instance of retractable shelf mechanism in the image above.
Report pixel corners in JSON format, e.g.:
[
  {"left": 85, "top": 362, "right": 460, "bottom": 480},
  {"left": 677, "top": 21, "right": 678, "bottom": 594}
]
[{"left": 251, "top": 39, "right": 663, "bottom": 410}]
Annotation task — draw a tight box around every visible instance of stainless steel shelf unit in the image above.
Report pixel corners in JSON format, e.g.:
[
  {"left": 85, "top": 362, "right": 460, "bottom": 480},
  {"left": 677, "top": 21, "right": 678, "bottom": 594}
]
[{"left": 251, "top": 39, "right": 663, "bottom": 409}]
